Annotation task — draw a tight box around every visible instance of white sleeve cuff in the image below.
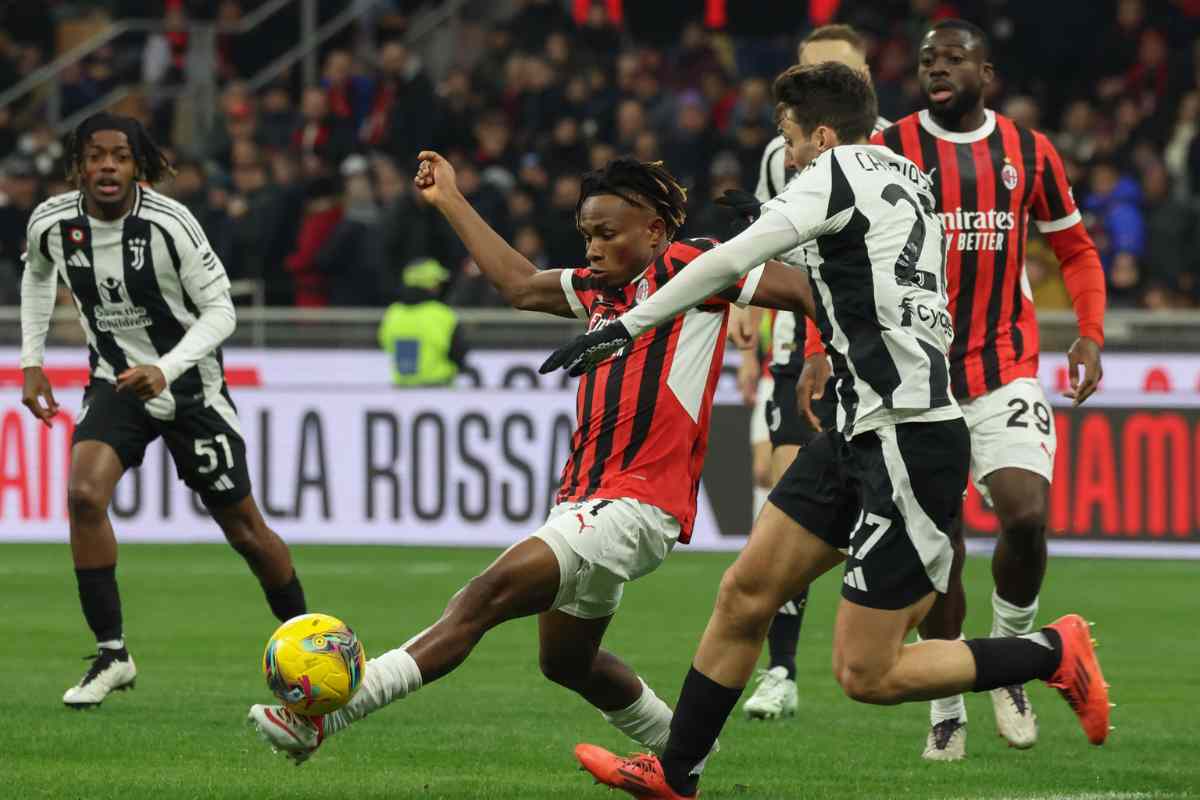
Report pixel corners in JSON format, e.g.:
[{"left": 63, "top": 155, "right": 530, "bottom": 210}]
[
  {"left": 559, "top": 269, "right": 587, "bottom": 319},
  {"left": 736, "top": 266, "right": 764, "bottom": 307},
  {"left": 1035, "top": 209, "right": 1082, "bottom": 233}
]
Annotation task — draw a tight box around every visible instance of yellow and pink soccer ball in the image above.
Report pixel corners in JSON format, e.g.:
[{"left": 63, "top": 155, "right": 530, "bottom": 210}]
[{"left": 262, "top": 613, "right": 365, "bottom": 716}]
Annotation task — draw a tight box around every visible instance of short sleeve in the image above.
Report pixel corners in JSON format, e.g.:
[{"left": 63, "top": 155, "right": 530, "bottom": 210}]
[
  {"left": 760, "top": 151, "right": 854, "bottom": 245},
  {"left": 755, "top": 137, "right": 788, "bottom": 203},
  {"left": 559, "top": 268, "right": 591, "bottom": 320},
  {"left": 173, "top": 206, "right": 232, "bottom": 306},
  {"left": 1032, "top": 132, "right": 1083, "bottom": 233}
]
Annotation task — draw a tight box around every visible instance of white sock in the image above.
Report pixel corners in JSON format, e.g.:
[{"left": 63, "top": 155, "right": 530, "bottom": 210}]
[
  {"left": 917, "top": 633, "right": 967, "bottom": 724},
  {"left": 601, "top": 679, "right": 673, "bottom": 754},
  {"left": 991, "top": 590, "right": 1038, "bottom": 638},
  {"left": 324, "top": 647, "right": 423, "bottom": 736},
  {"left": 97, "top": 638, "right": 124, "bottom": 650}
]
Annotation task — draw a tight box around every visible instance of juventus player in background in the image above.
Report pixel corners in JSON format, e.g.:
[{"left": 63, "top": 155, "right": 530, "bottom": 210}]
[
  {"left": 248, "top": 154, "right": 811, "bottom": 764},
  {"left": 733, "top": 22, "right": 891, "bottom": 724},
  {"left": 792, "top": 19, "right": 1104, "bottom": 760},
  {"left": 550, "top": 63, "right": 1110, "bottom": 800},
  {"left": 20, "top": 113, "right": 307, "bottom": 708}
]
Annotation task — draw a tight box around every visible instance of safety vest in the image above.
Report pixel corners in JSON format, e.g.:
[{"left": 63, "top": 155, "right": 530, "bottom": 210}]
[{"left": 377, "top": 300, "right": 459, "bottom": 387}]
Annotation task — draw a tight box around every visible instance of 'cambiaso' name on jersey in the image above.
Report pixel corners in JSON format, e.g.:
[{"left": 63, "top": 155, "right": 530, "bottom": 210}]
[
  {"left": 24, "top": 186, "right": 233, "bottom": 420},
  {"left": 556, "top": 239, "right": 753, "bottom": 540},
  {"left": 872, "top": 110, "right": 1079, "bottom": 398},
  {"left": 758, "top": 116, "right": 889, "bottom": 374},
  {"left": 762, "top": 145, "right": 956, "bottom": 437}
]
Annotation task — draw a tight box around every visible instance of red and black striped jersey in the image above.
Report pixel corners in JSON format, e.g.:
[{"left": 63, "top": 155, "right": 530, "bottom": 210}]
[
  {"left": 872, "top": 109, "right": 1082, "bottom": 399},
  {"left": 555, "top": 238, "right": 753, "bottom": 541}
]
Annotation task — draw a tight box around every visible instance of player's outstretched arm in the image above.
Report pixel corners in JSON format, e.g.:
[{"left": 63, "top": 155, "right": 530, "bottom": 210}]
[
  {"left": 414, "top": 151, "right": 575, "bottom": 318},
  {"left": 540, "top": 213, "right": 803, "bottom": 376}
]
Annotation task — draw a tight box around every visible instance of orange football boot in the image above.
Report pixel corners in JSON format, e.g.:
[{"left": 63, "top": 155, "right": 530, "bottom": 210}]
[
  {"left": 1044, "top": 614, "right": 1112, "bottom": 745},
  {"left": 575, "top": 744, "right": 697, "bottom": 799}
]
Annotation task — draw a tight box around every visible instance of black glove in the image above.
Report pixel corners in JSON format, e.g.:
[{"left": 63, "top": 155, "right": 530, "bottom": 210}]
[
  {"left": 715, "top": 189, "right": 763, "bottom": 235},
  {"left": 539, "top": 321, "right": 633, "bottom": 377}
]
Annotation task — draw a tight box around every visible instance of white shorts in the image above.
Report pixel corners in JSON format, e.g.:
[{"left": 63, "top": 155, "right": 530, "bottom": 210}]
[
  {"left": 960, "top": 377, "right": 1056, "bottom": 503},
  {"left": 532, "top": 498, "right": 681, "bottom": 619},
  {"left": 750, "top": 374, "right": 774, "bottom": 446}
]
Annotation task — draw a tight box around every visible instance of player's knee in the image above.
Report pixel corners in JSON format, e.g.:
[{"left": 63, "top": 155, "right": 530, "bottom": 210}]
[
  {"left": 67, "top": 479, "right": 110, "bottom": 524},
  {"left": 539, "top": 651, "right": 590, "bottom": 689},
  {"left": 714, "top": 566, "right": 777, "bottom": 633},
  {"left": 454, "top": 570, "right": 517, "bottom": 628},
  {"left": 1000, "top": 506, "right": 1047, "bottom": 549},
  {"left": 834, "top": 662, "right": 896, "bottom": 705}
]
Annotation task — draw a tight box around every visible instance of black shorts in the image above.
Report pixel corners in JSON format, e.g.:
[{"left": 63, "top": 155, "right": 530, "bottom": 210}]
[
  {"left": 768, "top": 418, "right": 969, "bottom": 610},
  {"left": 74, "top": 380, "right": 251, "bottom": 509},
  {"left": 765, "top": 370, "right": 836, "bottom": 448}
]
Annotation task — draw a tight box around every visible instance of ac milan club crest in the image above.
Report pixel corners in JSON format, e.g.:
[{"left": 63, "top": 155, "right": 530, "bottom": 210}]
[
  {"left": 635, "top": 279, "right": 650, "bottom": 304},
  {"left": 1001, "top": 161, "right": 1018, "bottom": 191}
]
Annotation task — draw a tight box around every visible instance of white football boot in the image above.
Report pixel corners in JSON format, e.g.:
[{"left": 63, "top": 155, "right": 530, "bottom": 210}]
[
  {"left": 922, "top": 718, "right": 967, "bottom": 761},
  {"left": 63, "top": 648, "right": 137, "bottom": 708},
  {"left": 248, "top": 704, "right": 325, "bottom": 764},
  {"left": 991, "top": 684, "right": 1038, "bottom": 749},
  {"left": 742, "top": 666, "right": 798, "bottom": 720}
]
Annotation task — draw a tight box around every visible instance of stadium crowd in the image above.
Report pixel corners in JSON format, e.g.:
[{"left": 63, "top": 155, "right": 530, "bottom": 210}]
[{"left": 4, "top": 0, "right": 1200, "bottom": 310}]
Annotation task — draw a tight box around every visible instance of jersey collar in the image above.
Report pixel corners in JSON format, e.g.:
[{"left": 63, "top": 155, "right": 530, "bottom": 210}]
[{"left": 918, "top": 108, "right": 995, "bottom": 143}]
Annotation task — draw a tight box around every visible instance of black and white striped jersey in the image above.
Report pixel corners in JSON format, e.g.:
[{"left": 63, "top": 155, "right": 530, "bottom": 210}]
[
  {"left": 23, "top": 186, "right": 235, "bottom": 421},
  {"left": 761, "top": 145, "right": 958, "bottom": 437},
  {"left": 757, "top": 116, "right": 889, "bottom": 374}
]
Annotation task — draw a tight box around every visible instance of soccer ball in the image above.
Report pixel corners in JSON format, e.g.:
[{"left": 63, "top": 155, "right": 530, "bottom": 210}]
[{"left": 262, "top": 613, "right": 366, "bottom": 716}]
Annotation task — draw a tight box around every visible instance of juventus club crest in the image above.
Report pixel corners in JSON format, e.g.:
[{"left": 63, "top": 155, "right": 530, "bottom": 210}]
[
  {"left": 1001, "top": 159, "right": 1019, "bottom": 191},
  {"left": 127, "top": 236, "right": 148, "bottom": 270}
]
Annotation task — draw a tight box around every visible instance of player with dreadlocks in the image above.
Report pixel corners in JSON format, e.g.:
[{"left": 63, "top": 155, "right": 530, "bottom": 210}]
[
  {"left": 248, "top": 150, "right": 814, "bottom": 764},
  {"left": 21, "top": 112, "right": 308, "bottom": 709}
]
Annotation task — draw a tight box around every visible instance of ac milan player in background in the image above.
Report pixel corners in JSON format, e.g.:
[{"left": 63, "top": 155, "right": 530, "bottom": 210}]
[
  {"left": 247, "top": 152, "right": 811, "bottom": 764},
  {"left": 794, "top": 19, "right": 1106, "bottom": 760}
]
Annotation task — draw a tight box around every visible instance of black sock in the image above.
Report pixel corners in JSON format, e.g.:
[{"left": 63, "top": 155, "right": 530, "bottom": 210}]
[
  {"left": 661, "top": 667, "right": 744, "bottom": 797},
  {"left": 75, "top": 565, "right": 122, "bottom": 644},
  {"left": 963, "top": 629, "right": 1062, "bottom": 691},
  {"left": 264, "top": 571, "right": 307, "bottom": 622},
  {"left": 767, "top": 590, "right": 807, "bottom": 680}
]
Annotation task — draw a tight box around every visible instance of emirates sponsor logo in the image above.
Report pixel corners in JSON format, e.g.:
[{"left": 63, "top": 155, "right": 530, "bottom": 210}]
[{"left": 939, "top": 208, "right": 1016, "bottom": 252}]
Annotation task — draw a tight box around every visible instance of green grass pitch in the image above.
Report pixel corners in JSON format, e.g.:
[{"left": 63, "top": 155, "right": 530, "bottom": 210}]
[{"left": 1, "top": 543, "right": 1195, "bottom": 799}]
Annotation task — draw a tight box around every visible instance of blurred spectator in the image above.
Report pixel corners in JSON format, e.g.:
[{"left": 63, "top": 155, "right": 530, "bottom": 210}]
[
  {"left": 323, "top": 50, "right": 375, "bottom": 131},
  {"left": 1002, "top": 95, "right": 1040, "bottom": 131},
  {"left": 542, "top": 173, "right": 583, "bottom": 266},
  {"left": 362, "top": 40, "right": 434, "bottom": 165},
  {"left": 1094, "top": 0, "right": 1148, "bottom": 85},
  {"left": 0, "top": 156, "right": 37, "bottom": 302},
  {"left": 285, "top": 170, "right": 343, "bottom": 307},
  {"left": 1024, "top": 237, "right": 1073, "bottom": 311},
  {"left": 1055, "top": 100, "right": 1098, "bottom": 164},
  {"left": 259, "top": 84, "right": 299, "bottom": 151},
  {"left": 665, "top": 90, "right": 720, "bottom": 200},
  {"left": 541, "top": 116, "right": 589, "bottom": 175},
  {"left": 1083, "top": 162, "right": 1145, "bottom": 307},
  {"left": 1141, "top": 160, "right": 1200, "bottom": 303},
  {"left": 683, "top": 152, "right": 749, "bottom": 242},
  {"left": 378, "top": 259, "right": 466, "bottom": 387},
  {"left": 293, "top": 86, "right": 356, "bottom": 166},
  {"left": 432, "top": 68, "right": 480, "bottom": 154},
  {"left": 730, "top": 78, "right": 775, "bottom": 135},
  {"left": 323, "top": 155, "right": 387, "bottom": 306},
  {"left": 1166, "top": 91, "right": 1199, "bottom": 196}
]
